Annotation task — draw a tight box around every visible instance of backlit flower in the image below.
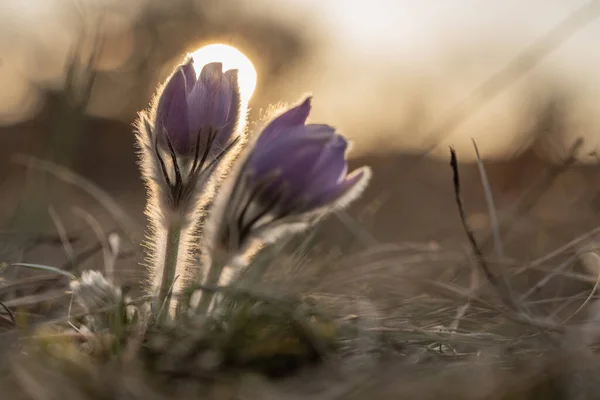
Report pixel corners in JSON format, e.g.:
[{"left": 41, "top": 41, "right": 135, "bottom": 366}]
[
  {"left": 155, "top": 59, "right": 240, "bottom": 158},
  {"left": 212, "top": 96, "right": 371, "bottom": 252}
]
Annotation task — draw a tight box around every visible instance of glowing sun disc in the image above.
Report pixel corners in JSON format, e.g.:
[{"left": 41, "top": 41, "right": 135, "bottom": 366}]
[{"left": 190, "top": 44, "right": 257, "bottom": 105}]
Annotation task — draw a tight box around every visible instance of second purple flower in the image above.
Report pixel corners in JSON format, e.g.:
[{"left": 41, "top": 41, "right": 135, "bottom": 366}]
[
  {"left": 211, "top": 96, "right": 370, "bottom": 252},
  {"left": 248, "top": 97, "right": 366, "bottom": 213}
]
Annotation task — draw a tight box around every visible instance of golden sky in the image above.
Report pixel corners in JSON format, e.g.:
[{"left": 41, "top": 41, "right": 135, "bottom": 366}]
[{"left": 2, "top": 0, "right": 600, "bottom": 160}]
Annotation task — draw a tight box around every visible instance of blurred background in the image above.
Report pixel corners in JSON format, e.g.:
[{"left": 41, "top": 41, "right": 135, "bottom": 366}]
[{"left": 2, "top": 0, "right": 600, "bottom": 273}]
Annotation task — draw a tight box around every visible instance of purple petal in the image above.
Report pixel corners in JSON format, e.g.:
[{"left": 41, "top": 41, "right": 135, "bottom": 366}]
[
  {"left": 302, "top": 124, "right": 337, "bottom": 140},
  {"left": 224, "top": 69, "right": 241, "bottom": 126},
  {"left": 224, "top": 69, "right": 239, "bottom": 88},
  {"left": 187, "top": 62, "right": 233, "bottom": 134},
  {"left": 278, "top": 144, "right": 326, "bottom": 191},
  {"left": 211, "top": 69, "right": 241, "bottom": 151},
  {"left": 310, "top": 168, "right": 366, "bottom": 208},
  {"left": 210, "top": 79, "right": 233, "bottom": 128},
  {"left": 257, "top": 124, "right": 336, "bottom": 158},
  {"left": 257, "top": 97, "right": 312, "bottom": 146},
  {"left": 307, "top": 134, "right": 348, "bottom": 190},
  {"left": 155, "top": 68, "right": 190, "bottom": 154},
  {"left": 254, "top": 128, "right": 343, "bottom": 190},
  {"left": 186, "top": 87, "right": 211, "bottom": 134},
  {"left": 263, "top": 143, "right": 325, "bottom": 200},
  {"left": 251, "top": 125, "right": 334, "bottom": 171},
  {"left": 250, "top": 134, "right": 326, "bottom": 181},
  {"left": 199, "top": 62, "right": 224, "bottom": 84},
  {"left": 181, "top": 58, "right": 197, "bottom": 94}
]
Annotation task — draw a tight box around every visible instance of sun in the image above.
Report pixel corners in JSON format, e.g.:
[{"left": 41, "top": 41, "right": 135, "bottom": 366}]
[{"left": 190, "top": 44, "right": 257, "bottom": 105}]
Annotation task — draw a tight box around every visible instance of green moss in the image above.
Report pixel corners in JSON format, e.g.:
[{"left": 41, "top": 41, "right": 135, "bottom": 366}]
[{"left": 211, "top": 297, "right": 338, "bottom": 378}]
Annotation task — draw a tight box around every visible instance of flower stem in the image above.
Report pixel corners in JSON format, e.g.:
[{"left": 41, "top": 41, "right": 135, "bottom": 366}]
[
  {"left": 196, "top": 250, "right": 228, "bottom": 315},
  {"left": 157, "top": 220, "right": 182, "bottom": 320}
]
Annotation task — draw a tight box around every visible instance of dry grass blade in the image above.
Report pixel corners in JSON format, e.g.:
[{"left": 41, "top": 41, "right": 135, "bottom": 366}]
[
  {"left": 449, "top": 259, "right": 479, "bottom": 332},
  {"left": 472, "top": 139, "right": 503, "bottom": 257},
  {"left": 12, "top": 263, "right": 76, "bottom": 280},
  {"left": 0, "top": 274, "right": 63, "bottom": 296},
  {"left": 12, "top": 155, "right": 141, "bottom": 246},
  {"left": 334, "top": 210, "right": 379, "bottom": 248},
  {"left": 447, "top": 148, "right": 565, "bottom": 342},
  {"left": 0, "top": 299, "right": 16, "bottom": 325},
  {"left": 449, "top": 147, "right": 511, "bottom": 307},
  {"left": 516, "top": 225, "right": 600, "bottom": 274},
  {"left": 3, "top": 290, "right": 69, "bottom": 308},
  {"left": 48, "top": 206, "right": 76, "bottom": 266},
  {"left": 72, "top": 207, "right": 115, "bottom": 283},
  {"left": 561, "top": 252, "right": 600, "bottom": 324},
  {"left": 518, "top": 254, "right": 579, "bottom": 302}
]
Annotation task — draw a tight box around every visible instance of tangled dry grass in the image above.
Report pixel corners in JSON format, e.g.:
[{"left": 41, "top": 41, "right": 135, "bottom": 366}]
[{"left": 4, "top": 147, "right": 600, "bottom": 400}]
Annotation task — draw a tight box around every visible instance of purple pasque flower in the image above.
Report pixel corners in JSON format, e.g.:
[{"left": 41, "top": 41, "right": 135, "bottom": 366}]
[
  {"left": 215, "top": 97, "right": 370, "bottom": 250},
  {"left": 247, "top": 97, "right": 367, "bottom": 212},
  {"left": 155, "top": 58, "right": 241, "bottom": 160},
  {"left": 140, "top": 58, "right": 243, "bottom": 213}
]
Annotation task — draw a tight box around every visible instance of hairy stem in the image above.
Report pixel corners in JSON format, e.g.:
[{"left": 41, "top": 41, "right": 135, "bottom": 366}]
[
  {"left": 157, "top": 220, "right": 182, "bottom": 319},
  {"left": 196, "top": 250, "right": 229, "bottom": 315}
]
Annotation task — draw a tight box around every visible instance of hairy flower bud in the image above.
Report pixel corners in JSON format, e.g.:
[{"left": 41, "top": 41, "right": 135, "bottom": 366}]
[
  {"left": 248, "top": 97, "right": 366, "bottom": 212},
  {"left": 210, "top": 96, "right": 371, "bottom": 254},
  {"left": 136, "top": 56, "right": 245, "bottom": 315},
  {"left": 137, "top": 57, "right": 244, "bottom": 216}
]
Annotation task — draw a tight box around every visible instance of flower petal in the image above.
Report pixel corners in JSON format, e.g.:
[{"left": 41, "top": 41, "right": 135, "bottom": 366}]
[
  {"left": 211, "top": 69, "right": 241, "bottom": 153},
  {"left": 250, "top": 136, "right": 326, "bottom": 192},
  {"left": 302, "top": 124, "right": 337, "bottom": 140},
  {"left": 277, "top": 144, "right": 326, "bottom": 194},
  {"left": 310, "top": 167, "right": 370, "bottom": 209},
  {"left": 307, "top": 134, "right": 348, "bottom": 190},
  {"left": 212, "top": 78, "right": 233, "bottom": 128},
  {"left": 250, "top": 125, "right": 334, "bottom": 173},
  {"left": 257, "top": 97, "right": 312, "bottom": 146},
  {"left": 224, "top": 69, "right": 241, "bottom": 125},
  {"left": 257, "top": 124, "right": 336, "bottom": 159},
  {"left": 187, "top": 63, "right": 225, "bottom": 133},
  {"left": 155, "top": 68, "right": 190, "bottom": 154},
  {"left": 199, "top": 62, "right": 224, "bottom": 86},
  {"left": 224, "top": 69, "right": 240, "bottom": 89},
  {"left": 181, "top": 58, "right": 197, "bottom": 94}
]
